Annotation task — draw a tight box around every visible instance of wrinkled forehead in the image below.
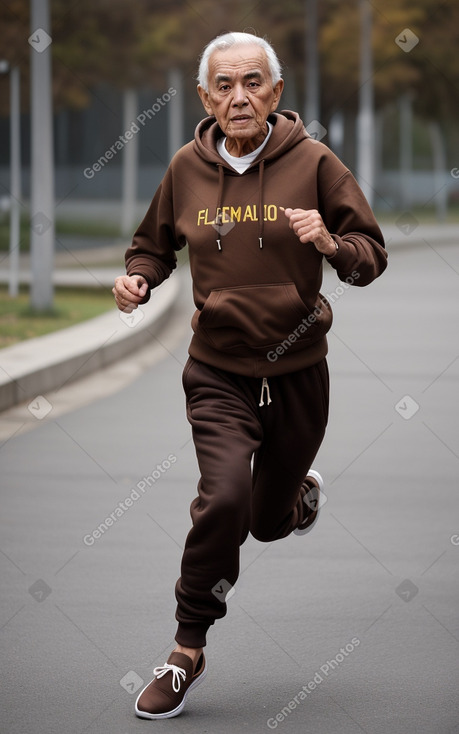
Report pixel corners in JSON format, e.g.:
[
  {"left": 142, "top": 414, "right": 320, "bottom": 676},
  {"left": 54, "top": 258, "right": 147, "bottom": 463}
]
[{"left": 207, "top": 44, "right": 271, "bottom": 85}]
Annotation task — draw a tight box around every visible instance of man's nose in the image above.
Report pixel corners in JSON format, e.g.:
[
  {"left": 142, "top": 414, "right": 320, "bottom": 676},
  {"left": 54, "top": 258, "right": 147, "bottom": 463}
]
[{"left": 232, "top": 83, "right": 248, "bottom": 106}]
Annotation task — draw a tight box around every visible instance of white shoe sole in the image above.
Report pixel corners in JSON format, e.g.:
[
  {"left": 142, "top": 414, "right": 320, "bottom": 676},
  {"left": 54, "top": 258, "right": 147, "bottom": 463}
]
[{"left": 294, "top": 469, "right": 324, "bottom": 536}]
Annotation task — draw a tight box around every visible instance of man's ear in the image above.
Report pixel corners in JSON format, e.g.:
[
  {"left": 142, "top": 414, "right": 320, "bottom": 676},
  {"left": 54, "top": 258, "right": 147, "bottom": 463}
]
[
  {"left": 270, "top": 79, "right": 284, "bottom": 112},
  {"left": 197, "top": 85, "right": 214, "bottom": 116}
]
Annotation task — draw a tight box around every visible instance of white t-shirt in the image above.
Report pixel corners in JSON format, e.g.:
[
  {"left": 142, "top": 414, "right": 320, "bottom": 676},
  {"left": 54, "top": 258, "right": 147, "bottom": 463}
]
[{"left": 217, "top": 122, "right": 273, "bottom": 173}]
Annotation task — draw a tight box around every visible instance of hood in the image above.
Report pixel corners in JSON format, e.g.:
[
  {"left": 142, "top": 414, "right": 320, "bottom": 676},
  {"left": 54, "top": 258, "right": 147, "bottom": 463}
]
[
  {"left": 193, "top": 110, "right": 310, "bottom": 251},
  {"left": 193, "top": 109, "right": 309, "bottom": 167}
]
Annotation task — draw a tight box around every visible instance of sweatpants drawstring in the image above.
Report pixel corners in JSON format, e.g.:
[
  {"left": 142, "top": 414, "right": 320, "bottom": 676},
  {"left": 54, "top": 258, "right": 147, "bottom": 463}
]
[{"left": 259, "top": 377, "right": 272, "bottom": 407}]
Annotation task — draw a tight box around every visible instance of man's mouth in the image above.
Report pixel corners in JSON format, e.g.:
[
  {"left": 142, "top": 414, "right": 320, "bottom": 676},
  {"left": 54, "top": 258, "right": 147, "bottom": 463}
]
[{"left": 231, "top": 115, "right": 252, "bottom": 122}]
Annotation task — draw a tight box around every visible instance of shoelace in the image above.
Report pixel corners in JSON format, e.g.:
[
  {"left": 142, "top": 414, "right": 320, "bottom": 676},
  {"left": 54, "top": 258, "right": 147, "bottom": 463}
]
[{"left": 153, "top": 662, "right": 186, "bottom": 693}]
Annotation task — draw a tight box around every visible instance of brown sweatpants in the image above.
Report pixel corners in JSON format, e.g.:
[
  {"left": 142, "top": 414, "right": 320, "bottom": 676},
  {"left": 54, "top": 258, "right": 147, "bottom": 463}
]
[{"left": 175, "top": 355, "right": 330, "bottom": 648}]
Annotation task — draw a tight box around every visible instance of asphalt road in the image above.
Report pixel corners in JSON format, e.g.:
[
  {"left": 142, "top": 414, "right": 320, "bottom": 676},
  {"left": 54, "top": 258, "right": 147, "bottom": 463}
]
[{"left": 1, "top": 238, "right": 459, "bottom": 734}]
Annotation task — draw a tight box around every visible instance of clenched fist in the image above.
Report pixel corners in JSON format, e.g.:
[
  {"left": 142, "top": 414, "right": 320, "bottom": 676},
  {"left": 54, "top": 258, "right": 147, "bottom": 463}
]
[
  {"left": 283, "top": 207, "right": 337, "bottom": 257},
  {"left": 112, "top": 274, "right": 149, "bottom": 313}
]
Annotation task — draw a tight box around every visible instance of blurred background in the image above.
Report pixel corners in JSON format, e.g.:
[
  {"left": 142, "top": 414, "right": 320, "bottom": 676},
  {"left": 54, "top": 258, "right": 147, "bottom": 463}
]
[{"left": 0, "top": 0, "right": 458, "bottom": 316}]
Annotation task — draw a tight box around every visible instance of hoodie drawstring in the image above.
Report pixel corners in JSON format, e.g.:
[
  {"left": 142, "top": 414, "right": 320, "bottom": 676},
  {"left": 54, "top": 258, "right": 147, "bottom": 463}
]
[
  {"left": 215, "top": 163, "right": 225, "bottom": 251},
  {"left": 258, "top": 159, "right": 265, "bottom": 249},
  {"left": 214, "top": 159, "right": 266, "bottom": 251},
  {"left": 259, "top": 377, "right": 272, "bottom": 407}
]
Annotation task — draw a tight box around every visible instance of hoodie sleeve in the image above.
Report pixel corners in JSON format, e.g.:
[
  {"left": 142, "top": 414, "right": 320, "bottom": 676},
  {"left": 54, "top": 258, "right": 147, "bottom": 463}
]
[
  {"left": 319, "top": 165, "right": 388, "bottom": 286},
  {"left": 124, "top": 167, "right": 184, "bottom": 301}
]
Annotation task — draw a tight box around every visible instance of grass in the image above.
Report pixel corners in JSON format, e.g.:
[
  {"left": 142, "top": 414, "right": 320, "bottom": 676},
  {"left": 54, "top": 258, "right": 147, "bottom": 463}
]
[
  {"left": 0, "top": 285, "right": 116, "bottom": 349},
  {"left": 1, "top": 204, "right": 458, "bottom": 252},
  {"left": 0, "top": 200, "right": 455, "bottom": 348}
]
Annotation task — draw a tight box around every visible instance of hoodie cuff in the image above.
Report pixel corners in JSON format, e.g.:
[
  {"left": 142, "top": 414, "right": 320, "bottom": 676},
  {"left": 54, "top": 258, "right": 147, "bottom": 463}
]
[
  {"left": 324, "top": 236, "right": 340, "bottom": 260},
  {"left": 324, "top": 235, "right": 353, "bottom": 269}
]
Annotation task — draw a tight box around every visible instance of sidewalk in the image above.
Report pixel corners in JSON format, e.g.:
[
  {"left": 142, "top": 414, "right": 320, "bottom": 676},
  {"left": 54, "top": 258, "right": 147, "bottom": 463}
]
[
  {"left": 378, "top": 221, "right": 458, "bottom": 250},
  {"left": 0, "top": 221, "right": 456, "bottom": 414},
  {"left": 0, "top": 275, "right": 179, "bottom": 412},
  {"left": 0, "top": 221, "right": 457, "bottom": 288},
  {"left": 1, "top": 233, "right": 458, "bottom": 734},
  {"left": 0, "top": 241, "right": 127, "bottom": 288}
]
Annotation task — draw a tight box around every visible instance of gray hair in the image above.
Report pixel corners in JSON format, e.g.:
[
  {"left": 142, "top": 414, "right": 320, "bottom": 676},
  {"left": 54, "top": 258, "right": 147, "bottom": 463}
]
[{"left": 197, "top": 32, "right": 282, "bottom": 91}]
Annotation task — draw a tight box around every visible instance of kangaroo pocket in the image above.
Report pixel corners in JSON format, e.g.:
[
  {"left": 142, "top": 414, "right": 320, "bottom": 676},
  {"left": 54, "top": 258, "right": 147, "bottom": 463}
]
[{"left": 192, "top": 282, "right": 332, "bottom": 355}]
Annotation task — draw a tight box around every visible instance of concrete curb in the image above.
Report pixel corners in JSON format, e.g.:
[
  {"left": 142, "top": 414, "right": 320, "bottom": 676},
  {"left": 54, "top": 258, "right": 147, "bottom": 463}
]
[
  {"left": 0, "top": 223, "right": 455, "bottom": 414},
  {"left": 381, "top": 223, "right": 458, "bottom": 251},
  {"left": 0, "top": 277, "right": 179, "bottom": 413}
]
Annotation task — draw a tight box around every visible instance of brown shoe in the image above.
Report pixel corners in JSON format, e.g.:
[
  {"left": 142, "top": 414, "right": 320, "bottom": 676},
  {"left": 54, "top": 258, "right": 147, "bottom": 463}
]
[
  {"left": 294, "top": 470, "right": 324, "bottom": 535},
  {"left": 135, "top": 651, "right": 207, "bottom": 719}
]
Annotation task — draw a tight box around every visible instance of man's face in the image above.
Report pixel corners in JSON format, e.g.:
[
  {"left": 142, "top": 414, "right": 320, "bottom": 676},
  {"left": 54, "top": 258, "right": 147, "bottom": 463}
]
[{"left": 198, "top": 44, "right": 283, "bottom": 153}]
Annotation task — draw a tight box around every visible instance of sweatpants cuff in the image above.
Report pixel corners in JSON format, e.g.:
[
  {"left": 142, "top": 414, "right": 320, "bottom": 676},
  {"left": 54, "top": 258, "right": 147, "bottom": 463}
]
[{"left": 175, "top": 621, "right": 210, "bottom": 648}]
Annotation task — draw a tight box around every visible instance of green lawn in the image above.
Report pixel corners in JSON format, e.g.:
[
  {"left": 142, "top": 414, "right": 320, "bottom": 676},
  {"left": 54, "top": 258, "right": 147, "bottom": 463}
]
[
  {"left": 1, "top": 205, "right": 458, "bottom": 253},
  {"left": 0, "top": 200, "right": 455, "bottom": 350},
  {"left": 0, "top": 286, "right": 116, "bottom": 349}
]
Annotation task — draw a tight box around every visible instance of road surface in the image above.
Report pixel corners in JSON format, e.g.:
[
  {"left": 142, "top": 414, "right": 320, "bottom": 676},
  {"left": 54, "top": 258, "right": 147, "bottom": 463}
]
[{"left": 1, "top": 238, "right": 458, "bottom": 734}]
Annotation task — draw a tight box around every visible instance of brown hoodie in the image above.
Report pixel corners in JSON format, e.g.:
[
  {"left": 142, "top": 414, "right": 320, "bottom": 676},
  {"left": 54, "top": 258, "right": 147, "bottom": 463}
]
[{"left": 125, "top": 110, "right": 387, "bottom": 378}]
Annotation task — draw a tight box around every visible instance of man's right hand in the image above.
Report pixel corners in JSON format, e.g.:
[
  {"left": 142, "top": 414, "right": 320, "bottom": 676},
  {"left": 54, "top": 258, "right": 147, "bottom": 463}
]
[{"left": 112, "top": 274, "right": 149, "bottom": 313}]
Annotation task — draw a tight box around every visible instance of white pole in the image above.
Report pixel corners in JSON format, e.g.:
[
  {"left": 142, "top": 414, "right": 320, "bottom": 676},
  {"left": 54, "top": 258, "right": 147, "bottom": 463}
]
[
  {"left": 120, "top": 89, "right": 138, "bottom": 238},
  {"left": 356, "top": 0, "right": 375, "bottom": 207},
  {"left": 9, "top": 66, "right": 21, "bottom": 298},
  {"left": 428, "top": 121, "right": 448, "bottom": 222},
  {"left": 399, "top": 93, "right": 413, "bottom": 210},
  {"left": 168, "top": 68, "right": 184, "bottom": 160},
  {"left": 30, "top": 0, "right": 55, "bottom": 310},
  {"left": 305, "top": 0, "right": 320, "bottom": 125}
]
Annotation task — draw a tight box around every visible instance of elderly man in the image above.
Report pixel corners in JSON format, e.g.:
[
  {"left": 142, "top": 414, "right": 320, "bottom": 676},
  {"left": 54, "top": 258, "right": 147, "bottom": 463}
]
[{"left": 113, "top": 31, "right": 387, "bottom": 719}]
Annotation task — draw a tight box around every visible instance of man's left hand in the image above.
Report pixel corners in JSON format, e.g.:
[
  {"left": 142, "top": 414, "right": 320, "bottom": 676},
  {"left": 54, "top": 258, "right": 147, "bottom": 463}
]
[{"left": 284, "top": 208, "right": 336, "bottom": 257}]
